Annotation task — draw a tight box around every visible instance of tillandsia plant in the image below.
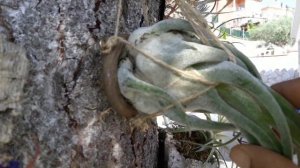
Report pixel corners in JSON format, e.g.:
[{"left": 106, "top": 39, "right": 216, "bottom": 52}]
[{"left": 113, "top": 1, "right": 300, "bottom": 162}]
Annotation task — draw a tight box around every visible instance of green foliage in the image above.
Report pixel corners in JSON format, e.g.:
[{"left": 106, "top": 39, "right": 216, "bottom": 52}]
[
  {"left": 220, "top": 29, "right": 228, "bottom": 40},
  {"left": 247, "top": 20, "right": 255, "bottom": 30},
  {"left": 249, "top": 17, "right": 292, "bottom": 46}
]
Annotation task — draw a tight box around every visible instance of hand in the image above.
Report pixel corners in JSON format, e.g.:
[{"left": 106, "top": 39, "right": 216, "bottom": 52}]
[
  {"left": 271, "top": 78, "right": 300, "bottom": 109},
  {"left": 230, "top": 144, "right": 298, "bottom": 168}
]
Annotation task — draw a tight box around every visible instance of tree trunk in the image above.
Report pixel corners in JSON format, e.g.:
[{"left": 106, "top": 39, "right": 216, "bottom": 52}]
[{"left": 0, "top": 0, "right": 164, "bottom": 167}]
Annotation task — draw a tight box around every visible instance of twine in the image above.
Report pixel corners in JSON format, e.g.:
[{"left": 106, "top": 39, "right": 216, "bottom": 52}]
[{"left": 114, "top": 0, "right": 123, "bottom": 36}]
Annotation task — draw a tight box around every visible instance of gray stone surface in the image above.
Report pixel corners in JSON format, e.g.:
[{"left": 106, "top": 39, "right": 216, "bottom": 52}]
[{"left": 0, "top": 0, "right": 162, "bottom": 167}]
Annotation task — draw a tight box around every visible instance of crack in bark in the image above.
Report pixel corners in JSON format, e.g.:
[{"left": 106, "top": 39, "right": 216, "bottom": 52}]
[
  {"left": 71, "top": 57, "right": 84, "bottom": 91},
  {"left": 87, "top": 0, "right": 102, "bottom": 41},
  {"left": 0, "top": 108, "right": 13, "bottom": 114},
  {"left": 56, "top": 1, "right": 84, "bottom": 128},
  {"left": 70, "top": 144, "right": 86, "bottom": 167},
  {"left": 94, "top": 0, "right": 101, "bottom": 12},
  {"left": 0, "top": 6, "right": 15, "bottom": 42},
  {"left": 57, "top": 6, "right": 66, "bottom": 63},
  {"left": 35, "top": 0, "right": 42, "bottom": 8},
  {"left": 0, "top": 2, "right": 19, "bottom": 10},
  {"left": 130, "top": 128, "right": 139, "bottom": 167},
  {"left": 62, "top": 82, "right": 78, "bottom": 129},
  {"left": 158, "top": 0, "right": 166, "bottom": 21},
  {"left": 157, "top": 129, "right": 167, "bottom": 168}
]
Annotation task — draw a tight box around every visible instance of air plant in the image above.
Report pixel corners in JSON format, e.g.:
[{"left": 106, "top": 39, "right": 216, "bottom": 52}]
[
  {"left": 102, "top": 0, "right": 300, "bottom": 166},
  {"left": 115, "top": 0, "right": 300, "bottom": 162}
]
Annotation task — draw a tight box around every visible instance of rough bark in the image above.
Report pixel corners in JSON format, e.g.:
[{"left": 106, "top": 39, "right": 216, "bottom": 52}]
[{"left": 0, "top": 0, "right": 163, "bottom": 167}]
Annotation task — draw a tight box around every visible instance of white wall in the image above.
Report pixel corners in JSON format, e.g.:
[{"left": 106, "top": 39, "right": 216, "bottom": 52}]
[{"left": 291, "top": 1, "right": 300, "bottom": 73}]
